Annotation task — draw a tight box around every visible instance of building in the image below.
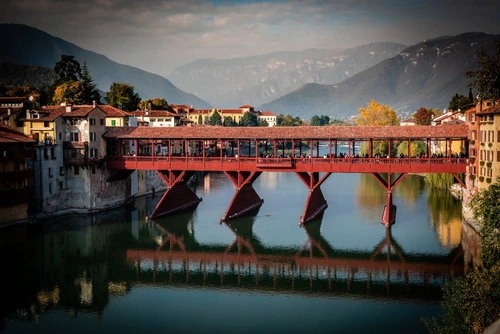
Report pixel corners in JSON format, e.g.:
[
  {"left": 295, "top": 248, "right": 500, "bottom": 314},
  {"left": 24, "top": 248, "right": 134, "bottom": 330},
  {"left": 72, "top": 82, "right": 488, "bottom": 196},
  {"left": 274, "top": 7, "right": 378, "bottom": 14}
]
[
  {"left": 98, "top": 105, "right": 133, "bottom": 127},
  {"left": 474, "top": 104, "right": 500, "bottom": 191},
  {"left": 0, "top": 97, "right": 29, "bottom": 131},
  {"left": 400, "top": 118, "right": 416, "bottom": 126},
  {"left": 257, "top": 110, "right": 277, "bottom": 127},
  {"left": 131, "top": 110, "right": 191, "bottom": 127},
  {"left": 0, "top": 125, "right": 35, "bottom": 224},
  {"left": 431, "top": 111, "right": 466, "bottom": 156}
]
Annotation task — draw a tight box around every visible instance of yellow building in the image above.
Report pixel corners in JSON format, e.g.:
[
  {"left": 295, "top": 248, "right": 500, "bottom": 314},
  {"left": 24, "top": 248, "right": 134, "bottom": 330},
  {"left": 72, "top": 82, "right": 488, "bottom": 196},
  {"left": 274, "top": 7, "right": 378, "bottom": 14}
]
[
  {"left": 187, "top": 105, "right": 266, "bottom": 125},
  {"left": 23, "top": 106, "right": 66, "bottom": 143},
  {"left": 475, "top": 104, "right": 500, "bottom": 190},
  {"left": 99, "top": 105, "right": 133, "bottom": 126}
]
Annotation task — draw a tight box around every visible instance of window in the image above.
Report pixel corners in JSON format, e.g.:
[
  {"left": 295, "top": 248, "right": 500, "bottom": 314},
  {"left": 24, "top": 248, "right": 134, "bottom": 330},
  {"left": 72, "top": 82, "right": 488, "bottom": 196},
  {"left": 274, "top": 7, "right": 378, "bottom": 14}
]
[
  {"left": 90, "top": 132, "right": 96, "bottom": 142},
  {"left": 111, "top": 120, "right": 116, "bottom": 126},
  {"left": 90, "top": 118, "right": 95, "bottom": 125},
  {"left": 59, "top": 181, "right": 63, "bottom": 190},
  {"left": 70, "top": 132, "right": 79, "bottom": 141},
  {"left": 90, "top": 148, "right": 98, "bottom": 158},
  {"left": 59, "top": 166, "right": 65, "bottom": 176},
  {"left": 43, "top": 148, "right": 48, "bottom": 159},
  {"left": 48, "top": 167, "right": 53, "bottom": 178},
  {"left": 74, "top": 166, "right": 79, "bottom": 175},
  {"left": 44, "top": 121, "right": 49, "bottom": 127},
  {"left": 48, "top": 183, "right": 52, "bottom": 194},
  {"left": 59, "top": 132, "right": 62, "bottom": 140},
  {"left": 51, "top": 147, "right": 55, "bottom": 159},
  {"left": 92, "top": 166, "right": 96, "bottom": 174},
  {"left": 100, "top": 118, "right": 104, "bottom": 126}
]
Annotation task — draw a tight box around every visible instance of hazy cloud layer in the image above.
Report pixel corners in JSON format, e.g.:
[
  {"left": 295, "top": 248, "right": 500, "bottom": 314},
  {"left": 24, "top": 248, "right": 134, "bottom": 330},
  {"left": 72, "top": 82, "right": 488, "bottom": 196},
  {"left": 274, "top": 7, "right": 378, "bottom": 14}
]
[{"left": 2, "top": 0, "right": 500, "bottom": 75}]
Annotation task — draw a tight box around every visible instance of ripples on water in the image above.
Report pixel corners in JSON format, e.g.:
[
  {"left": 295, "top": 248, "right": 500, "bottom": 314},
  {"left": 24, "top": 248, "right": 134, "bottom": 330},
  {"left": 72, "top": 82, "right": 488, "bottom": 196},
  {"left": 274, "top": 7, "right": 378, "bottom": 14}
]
[{"left": 0, "top": 173, "right": 465, "bottom": 334}]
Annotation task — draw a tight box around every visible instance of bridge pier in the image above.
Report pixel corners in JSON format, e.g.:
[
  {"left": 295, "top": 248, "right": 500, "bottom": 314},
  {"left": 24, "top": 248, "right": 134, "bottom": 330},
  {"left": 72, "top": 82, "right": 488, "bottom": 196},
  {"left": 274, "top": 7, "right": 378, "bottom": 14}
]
[
  {"left": 371, "top": 173, "right": 406, "bottom": 227},
  {"left": 296, "top": 172, "right": 331, "bottom": 224},
  {"left": 221, "top": 171, "right": 263, "bottom": 222},
  {"left": 150, "top": 170, "right": 201, "bottom": 219}
]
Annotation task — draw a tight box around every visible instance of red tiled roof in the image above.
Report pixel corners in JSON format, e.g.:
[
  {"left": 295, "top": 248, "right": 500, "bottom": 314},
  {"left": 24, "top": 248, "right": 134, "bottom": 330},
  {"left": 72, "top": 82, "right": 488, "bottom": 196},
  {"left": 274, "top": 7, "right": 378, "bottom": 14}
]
[
  {"left": 0, "top": 125, "right": 36, "bottom": 143},
  {"left": 60, "top": 105, "right": 95, "bottom": 118},
  {"left": 259, "top": 111, "right": 276, "bottom": 116},
  {"left": 103, "top": 124, "right": 469, "bottom": 140},
  {"left": 99, "top": 105, "right": 133, "bottom": 117},
  {"left": 475, "top": 104, "right": 500, "bottom": 115},
  {"left": 239, "top": 104, "right": 254, "bottom": 108},
  {"left": 25, "top": 106, "right": 66, "bottom": 121},
  {"left": 0, "top": 97, "right": 27, "bottom": 103}
]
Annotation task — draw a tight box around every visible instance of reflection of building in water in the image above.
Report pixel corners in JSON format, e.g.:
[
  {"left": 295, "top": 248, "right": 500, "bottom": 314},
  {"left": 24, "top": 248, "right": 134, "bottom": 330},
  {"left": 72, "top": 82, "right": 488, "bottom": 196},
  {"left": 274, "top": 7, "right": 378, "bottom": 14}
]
[
  {"left": 259, "top": 172, "right": 278, "bottom": 191},
  {"left": 432, "top": 217, "right": 462, "bottom": 249},
  {"left": 203, "top": 173, "right": 211, "bottom": 193}
]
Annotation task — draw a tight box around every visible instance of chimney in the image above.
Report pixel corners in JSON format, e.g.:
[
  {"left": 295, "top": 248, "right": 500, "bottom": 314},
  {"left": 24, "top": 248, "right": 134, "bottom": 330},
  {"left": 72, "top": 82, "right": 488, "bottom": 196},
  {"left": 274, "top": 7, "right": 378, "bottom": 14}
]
[
  {"left": 65, "top": 105, "right": 72, "bottom": 113},
  {"left": 93, "top": 100, "right": 96, "bottom": 108}
]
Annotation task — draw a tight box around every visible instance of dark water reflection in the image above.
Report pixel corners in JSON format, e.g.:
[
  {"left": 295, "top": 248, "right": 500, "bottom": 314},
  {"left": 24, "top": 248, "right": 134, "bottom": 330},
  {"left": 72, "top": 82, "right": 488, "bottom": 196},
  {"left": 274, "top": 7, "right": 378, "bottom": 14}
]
[{"left": 0, "top": 173, "right": 466, "bottom": 333}]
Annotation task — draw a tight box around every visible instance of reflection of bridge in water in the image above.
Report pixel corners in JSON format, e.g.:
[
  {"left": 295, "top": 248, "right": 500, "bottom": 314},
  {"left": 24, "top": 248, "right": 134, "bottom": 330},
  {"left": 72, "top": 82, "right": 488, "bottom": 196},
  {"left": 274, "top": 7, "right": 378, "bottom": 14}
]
[{"left": 126, "top": 214, "right": 464, "bottom": 302}]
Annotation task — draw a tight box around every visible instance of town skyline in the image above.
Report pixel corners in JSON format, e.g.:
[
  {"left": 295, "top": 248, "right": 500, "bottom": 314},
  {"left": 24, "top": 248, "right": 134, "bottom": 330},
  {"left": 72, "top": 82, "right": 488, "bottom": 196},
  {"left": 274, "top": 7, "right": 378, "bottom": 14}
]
[{"left": 1, "top": 0, "right": 500, "bottom": 76}]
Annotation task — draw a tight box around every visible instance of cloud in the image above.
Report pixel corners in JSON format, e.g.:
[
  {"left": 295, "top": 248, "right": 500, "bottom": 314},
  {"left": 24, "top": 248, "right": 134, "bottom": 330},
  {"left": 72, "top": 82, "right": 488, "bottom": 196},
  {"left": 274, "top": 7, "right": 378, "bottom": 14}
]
[{"left": 1, "top": 0, "right": 499, "bottom": 74}]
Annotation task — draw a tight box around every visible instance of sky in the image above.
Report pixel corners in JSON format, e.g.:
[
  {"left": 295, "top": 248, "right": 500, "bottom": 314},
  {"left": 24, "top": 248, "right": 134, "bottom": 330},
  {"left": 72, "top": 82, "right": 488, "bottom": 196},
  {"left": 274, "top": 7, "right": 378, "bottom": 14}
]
[{"left": 2, "top": 0, "right": 500, "bottom": 76}]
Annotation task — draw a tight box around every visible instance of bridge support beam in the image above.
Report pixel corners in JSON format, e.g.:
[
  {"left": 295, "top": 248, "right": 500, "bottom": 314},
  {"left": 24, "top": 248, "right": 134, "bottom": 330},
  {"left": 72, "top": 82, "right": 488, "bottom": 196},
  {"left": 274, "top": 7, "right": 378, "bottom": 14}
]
[
  {"left": 296, "top": 172, "right": 331, "bottom": 224},
  {"left": 150, "top": 170, "right": 201, "bottom": 219},
  {"left": 221, "top": 171, "right": 263, "bottom": 222},
  {"left": 371, "top": 173, "right": 406, "bottom": 227}
]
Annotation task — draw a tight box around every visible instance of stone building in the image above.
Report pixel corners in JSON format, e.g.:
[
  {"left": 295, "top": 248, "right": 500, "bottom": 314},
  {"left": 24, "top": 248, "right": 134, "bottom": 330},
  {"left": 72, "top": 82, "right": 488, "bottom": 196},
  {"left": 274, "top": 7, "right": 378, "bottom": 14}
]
[{"left": 0, "top": 125, "right": 35, "bottom": 224}]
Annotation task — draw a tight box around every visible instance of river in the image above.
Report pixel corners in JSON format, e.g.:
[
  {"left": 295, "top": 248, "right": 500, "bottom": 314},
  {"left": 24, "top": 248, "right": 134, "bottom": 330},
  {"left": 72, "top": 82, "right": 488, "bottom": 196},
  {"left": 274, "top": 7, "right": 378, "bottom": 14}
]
[{"left": 0, "top": 172, "right": 465, "bottom": 333}]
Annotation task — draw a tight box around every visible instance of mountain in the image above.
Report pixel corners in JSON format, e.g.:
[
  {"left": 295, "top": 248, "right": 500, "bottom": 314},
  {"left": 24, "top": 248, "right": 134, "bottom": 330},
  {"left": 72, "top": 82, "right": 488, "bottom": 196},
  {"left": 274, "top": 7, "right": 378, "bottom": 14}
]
[
  {"left": 0, "top": 62, "right": 57, "bottom": 88},
  {"left": 169, "top": 43, "right": 406, "bottom": 108},
  {"left": 0, "top": 24, "right": 211, "bottom": 108},
  {"left": 259, "top": 32, "right": 500, "bottom": 120}
]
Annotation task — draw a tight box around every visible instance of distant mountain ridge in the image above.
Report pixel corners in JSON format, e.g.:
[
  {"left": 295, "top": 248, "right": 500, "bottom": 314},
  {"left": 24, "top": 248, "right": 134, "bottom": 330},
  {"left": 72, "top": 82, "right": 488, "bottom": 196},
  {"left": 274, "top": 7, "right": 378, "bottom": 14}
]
[
  {"left": 169, "top": 43, "right": 406, "bottom": 108},
  {"left": 0, "top": 24, "right": 211, "bottom": 108},
  {"left": 259, "top": 32, "right": 500, "bottom": 119}
]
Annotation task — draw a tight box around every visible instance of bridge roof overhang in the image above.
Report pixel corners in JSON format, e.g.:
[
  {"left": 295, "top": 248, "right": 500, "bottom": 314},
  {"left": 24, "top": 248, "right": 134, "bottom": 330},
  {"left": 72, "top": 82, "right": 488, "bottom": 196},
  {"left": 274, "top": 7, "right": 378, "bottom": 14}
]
[{"left": 103, "top": 124, "right": 469, "bottom": 141}]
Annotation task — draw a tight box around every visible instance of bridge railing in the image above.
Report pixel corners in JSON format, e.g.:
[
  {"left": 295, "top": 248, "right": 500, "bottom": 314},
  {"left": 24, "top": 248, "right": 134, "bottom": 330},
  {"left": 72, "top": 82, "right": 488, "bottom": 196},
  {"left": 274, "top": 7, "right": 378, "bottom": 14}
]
[{"left": 107, "top": 155, "right": 468, "bottom": 170}]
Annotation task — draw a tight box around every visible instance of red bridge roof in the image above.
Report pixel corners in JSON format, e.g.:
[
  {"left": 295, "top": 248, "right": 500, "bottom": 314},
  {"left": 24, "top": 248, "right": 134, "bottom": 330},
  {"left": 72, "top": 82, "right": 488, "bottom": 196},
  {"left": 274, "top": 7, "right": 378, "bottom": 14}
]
[{"left": 104, "top": 124, "right": 469, "bottom": 140}]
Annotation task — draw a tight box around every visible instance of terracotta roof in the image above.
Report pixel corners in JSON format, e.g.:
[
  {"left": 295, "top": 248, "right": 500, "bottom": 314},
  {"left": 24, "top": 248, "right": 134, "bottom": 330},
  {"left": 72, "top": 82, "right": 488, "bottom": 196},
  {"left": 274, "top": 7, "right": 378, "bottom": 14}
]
[
  {"left": 0, "top": 125, "right": 36, "bottom": 143},
  {"left": 0, "top": 97, "right": 27, "bottom": 103},
  {"left": 219, "top": 109, "right": 244, "bottom": 114},
  {"left": 239, "top": 104, "right": 254, "bottom": 108},
  {"left": 25, "top": 106, "right": 66, "bottom": 121},
  {"left": 475, "top": 104, "right": 500, "bottom": 115},
  {"left": 99, "top": 105, "right": 133, "bottom": 117},
  {"left": 103, "top": 124, "right": 469, "bottom": 140},
  {"left": 60, "top": 105, "right": 95, "bottom": 118},
  {"left": 259, "top": 111, "right": 276, "bottom": 116}
]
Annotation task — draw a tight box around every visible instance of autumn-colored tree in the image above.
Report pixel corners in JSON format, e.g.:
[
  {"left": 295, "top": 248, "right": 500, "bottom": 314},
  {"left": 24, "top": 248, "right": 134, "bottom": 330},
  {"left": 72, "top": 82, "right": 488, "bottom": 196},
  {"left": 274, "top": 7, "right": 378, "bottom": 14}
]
[
  {"left": 52, "top": 81, "right": 85, "bottom": 105},
  {"left": 396, "top": 141, "right": 426, "bottom": 157},
  {"left": 105, "top": 82, "right": 141, "bottom": 111},
  {"left": 413, "top": 107, "right": 439, "bottom": 125},
  {"left": 354, "top": 100, "right": 399, "bottom": 126}
]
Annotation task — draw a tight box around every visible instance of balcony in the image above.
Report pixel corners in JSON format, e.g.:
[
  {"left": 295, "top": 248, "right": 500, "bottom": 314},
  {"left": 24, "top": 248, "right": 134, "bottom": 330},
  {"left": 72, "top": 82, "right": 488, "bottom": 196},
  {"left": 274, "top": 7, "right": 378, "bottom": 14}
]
[{"left": 63, "top": 141, "right": 88, "bottom": 149}]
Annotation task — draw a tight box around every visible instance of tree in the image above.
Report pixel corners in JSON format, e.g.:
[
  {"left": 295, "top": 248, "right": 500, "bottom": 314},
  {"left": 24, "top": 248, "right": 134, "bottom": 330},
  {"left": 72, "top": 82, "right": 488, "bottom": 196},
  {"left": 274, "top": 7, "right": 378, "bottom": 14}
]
[
  {"left": 354, "top": 100, "right": 399, "bottom": 126},
  {"left": 258, "top": 119, "right": 269, "bottom": 127},
  {"left": 54, "top": 55, "right": 81, "bottom": 84},
  {"left": 209, "top": 110, "right": 222, "bottom": 125},
  {"left": 240, "top": 112, "right": 259, "bottom": 126},
  {"left": 413, "top": 107, "right": 438, "bottom": 125},
  {"left": 466, "top": 42, "right": 500, "bottom": 102},
  {"left": 277, "top": 114, "right": 303, "bottom": 126},
  {"left": 80, "top": 63, "right": 101, "bottom": 104},
  {"left": 197, "top": 115, "right": 203, "bottom": 125},
  {"left": 223, "top": 116, "right": 237, "bottom": 126},
  {"left": 105, "top": 82, "right": 141, "bottom": 111},
  {"left": 310, "top": 115, "right": 330, "bottom": 126},
  {"left": 139, "top": 98, "right": 172, "bottom": 111},
  {"left": 448, "top": 93, "right": 472, "bottom": 111},
  {"left": 425, "top": 178, "right": 500, "bottom": 333},
  {"left": 52, "top": 81, "right": 85, "bottom": 105},
  {"left": 396, "top": 141, "right": 426, "bottom": 157}
]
